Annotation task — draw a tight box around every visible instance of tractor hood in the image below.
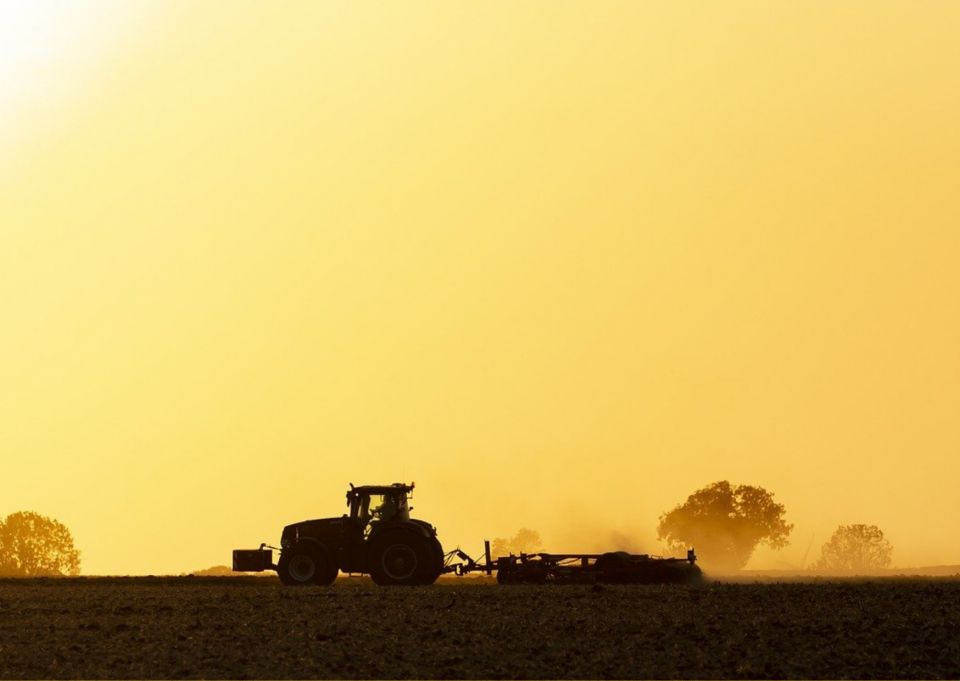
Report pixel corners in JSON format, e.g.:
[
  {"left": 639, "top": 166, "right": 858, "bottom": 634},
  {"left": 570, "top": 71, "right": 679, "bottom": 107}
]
[{"left": 281, "top": 517, "right": 343, "bottom": 545}]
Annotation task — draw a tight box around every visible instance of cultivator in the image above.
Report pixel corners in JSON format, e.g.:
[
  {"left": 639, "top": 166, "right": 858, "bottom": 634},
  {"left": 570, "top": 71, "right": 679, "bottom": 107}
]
[{"left": 445, "top": 541, "right": 702, "bottom": 584}]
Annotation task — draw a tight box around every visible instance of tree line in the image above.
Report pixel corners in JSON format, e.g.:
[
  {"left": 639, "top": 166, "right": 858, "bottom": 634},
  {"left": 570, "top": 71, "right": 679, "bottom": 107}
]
[
  {"left": 3, "top": 482, "right": 894, "bottom": 576},
  {"left": 655, "top": 480, "right": 893, "bottom": 572}
]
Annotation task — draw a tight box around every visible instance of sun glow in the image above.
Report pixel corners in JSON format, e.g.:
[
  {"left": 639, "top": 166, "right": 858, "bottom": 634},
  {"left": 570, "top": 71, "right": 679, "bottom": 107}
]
[
  {"left": 0, "top": 1, "right": 156, "bottom": 167},
  {"left": 2, "top": 1, "right": 960, "bottom": 576}
]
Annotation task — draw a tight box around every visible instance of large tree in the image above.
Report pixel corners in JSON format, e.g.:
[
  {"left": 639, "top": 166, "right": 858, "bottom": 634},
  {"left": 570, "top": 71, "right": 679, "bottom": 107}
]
[
  {"left": 657, "top": 481, "right": 793, "bottom": 572},
  {"left": 812, "top": 524, "right": 892, "bottom": 572},
  {"left": 0, "top": 511, "right": 81, "bottom": 577}
]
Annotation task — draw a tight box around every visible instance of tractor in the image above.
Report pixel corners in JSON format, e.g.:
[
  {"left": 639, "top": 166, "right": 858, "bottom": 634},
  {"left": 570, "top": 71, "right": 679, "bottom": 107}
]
[{"left": 233, "top": 482, "right": 445, "bottom": 586}]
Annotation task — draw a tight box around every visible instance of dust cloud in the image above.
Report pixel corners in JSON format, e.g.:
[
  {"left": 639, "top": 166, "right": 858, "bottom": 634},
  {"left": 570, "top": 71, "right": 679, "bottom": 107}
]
[{"left": 537, "top": 504, "right": 662, "bottom": 557}]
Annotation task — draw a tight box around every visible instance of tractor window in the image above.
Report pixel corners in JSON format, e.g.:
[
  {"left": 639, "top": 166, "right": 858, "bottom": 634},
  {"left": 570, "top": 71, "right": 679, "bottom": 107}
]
[
  {"left": 358, "top": 490, "right": 412, "bottom": 529},
  {"left": 353, "top": 495, "right": 372, "bottom": 525},
  {"left": 385, "top": 492, "right": 410, "bottom": 521},
  {"left": 365, "top": 495, "right": 380, "bottom": 520},
  {"left": 369, "top": 494, "right": 396, "bottom": 521}
]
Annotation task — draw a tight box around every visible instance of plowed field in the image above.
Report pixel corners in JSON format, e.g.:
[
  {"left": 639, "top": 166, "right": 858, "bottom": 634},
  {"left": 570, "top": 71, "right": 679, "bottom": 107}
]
[{"left": 1, "top": 577, "right": 958, "bottom": 679}]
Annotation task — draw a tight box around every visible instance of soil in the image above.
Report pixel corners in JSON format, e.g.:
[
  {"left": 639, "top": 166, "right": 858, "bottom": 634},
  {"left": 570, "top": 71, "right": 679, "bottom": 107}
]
[{"left": 1, "top": 576, "right": 958, "bottom": 679}]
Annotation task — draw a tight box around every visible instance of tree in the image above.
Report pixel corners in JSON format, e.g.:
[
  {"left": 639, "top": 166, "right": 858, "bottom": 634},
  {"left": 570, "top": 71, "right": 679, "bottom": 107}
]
[
  {"left": 0, "top": 511, "right": 81, "bottom": 577},
  {"left": 490, "top": 528, "right": 542, "bottom": 557},
  {"left": 657, "top": 481, "right": 793, "bottom": 572},
  {"left": 812, "top": 524, "right": 892, "bottom": 572}
]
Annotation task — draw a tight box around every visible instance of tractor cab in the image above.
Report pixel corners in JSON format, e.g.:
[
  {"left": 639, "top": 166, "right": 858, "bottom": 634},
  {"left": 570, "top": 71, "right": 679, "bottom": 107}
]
[{"left": 347, "top": 482, "right": 413, "bottom": 533}]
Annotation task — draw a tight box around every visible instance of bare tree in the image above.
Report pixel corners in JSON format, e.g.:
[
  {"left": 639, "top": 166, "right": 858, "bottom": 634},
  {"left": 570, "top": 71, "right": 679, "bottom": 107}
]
[
  {"left": 812, "top": 524, "right": 892, "bottom": 572},
  {"left": 0, "top": 511, "right": 81, "bottom": 577}
]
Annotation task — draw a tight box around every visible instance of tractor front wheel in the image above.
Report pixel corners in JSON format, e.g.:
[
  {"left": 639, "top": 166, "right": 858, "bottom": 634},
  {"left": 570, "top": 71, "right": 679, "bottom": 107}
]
[{"left": 278, "top": 546, "right": 337, "bottom": 586}]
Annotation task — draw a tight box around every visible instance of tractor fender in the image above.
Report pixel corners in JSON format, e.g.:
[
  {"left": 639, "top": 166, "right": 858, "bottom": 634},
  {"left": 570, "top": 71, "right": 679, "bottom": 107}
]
[
  {"left": 407, "top": 519, "right": 438, "bottom": 538},
  {"left": 365, "top": 525, "right": 431, "bottom": 567},
  {"left": 367, "top": 520, "right": 433, "bottom": 543}
]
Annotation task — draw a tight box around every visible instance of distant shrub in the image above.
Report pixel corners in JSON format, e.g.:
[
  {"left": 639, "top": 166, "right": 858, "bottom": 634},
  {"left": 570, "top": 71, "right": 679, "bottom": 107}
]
[
  {"left": 490, "top": 528, "right": 542, "bottom": 557},
  {"left": 812, "top": 524, "right": 892, "bottom": 572}
]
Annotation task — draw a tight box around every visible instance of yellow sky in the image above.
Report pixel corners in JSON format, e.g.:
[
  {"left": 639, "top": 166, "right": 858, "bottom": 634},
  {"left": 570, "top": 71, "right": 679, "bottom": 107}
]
[{"left": 2, "top": 1, "right": 959, "bottom": 575}]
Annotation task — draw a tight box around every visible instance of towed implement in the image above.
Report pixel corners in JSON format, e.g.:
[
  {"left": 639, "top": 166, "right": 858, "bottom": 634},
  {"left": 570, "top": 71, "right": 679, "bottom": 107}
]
[
  {"left": 233, "top": 482, "right": 701, "bottom": 585},
  {"left": 452, "top": 542, "right": 701, "bottom": 584}
]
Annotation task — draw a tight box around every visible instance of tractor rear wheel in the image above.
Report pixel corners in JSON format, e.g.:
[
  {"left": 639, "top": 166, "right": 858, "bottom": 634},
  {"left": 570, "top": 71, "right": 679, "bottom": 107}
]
[
  {"left": 369, "top": 534, "right": 429, "bottom": 586},
  {"left": 277, "top": 545, "right": 337, "bottom": 586}
]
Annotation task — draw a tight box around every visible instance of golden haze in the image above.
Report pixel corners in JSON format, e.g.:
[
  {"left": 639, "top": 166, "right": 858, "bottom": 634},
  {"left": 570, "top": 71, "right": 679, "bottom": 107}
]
[{"left": 2, "top": 1, "right": 959, "bottom": 575}]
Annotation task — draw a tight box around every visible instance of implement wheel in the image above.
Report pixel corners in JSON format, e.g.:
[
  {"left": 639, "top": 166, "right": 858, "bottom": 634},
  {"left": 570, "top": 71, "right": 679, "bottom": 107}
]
[
  {"left": 496, "top": 564, "right": 522, "bottom": 584},
  {"left": 595, "top": 551, "right": 632, "bottom": 584}
]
